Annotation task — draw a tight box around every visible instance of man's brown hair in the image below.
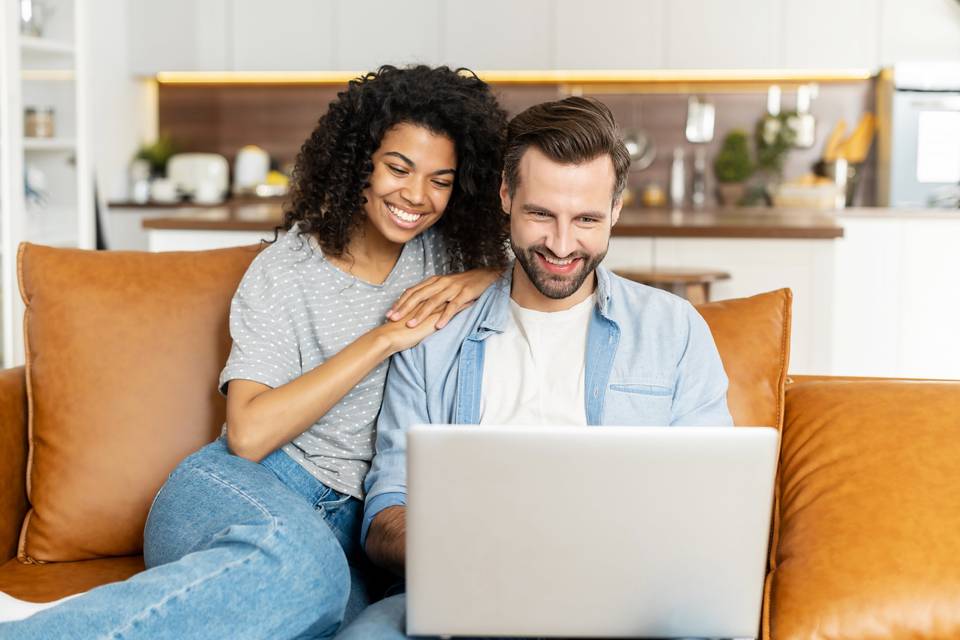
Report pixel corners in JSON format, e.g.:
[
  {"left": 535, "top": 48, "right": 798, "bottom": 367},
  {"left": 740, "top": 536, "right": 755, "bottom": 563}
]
[{"left": 503, "top": 96, "right": 630, "bottom": 205}]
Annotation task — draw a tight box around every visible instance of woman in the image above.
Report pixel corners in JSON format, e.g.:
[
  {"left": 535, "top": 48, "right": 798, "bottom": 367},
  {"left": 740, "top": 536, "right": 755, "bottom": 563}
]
[{"left": 4, "top": 65, "right": 509, "bottom": 640}]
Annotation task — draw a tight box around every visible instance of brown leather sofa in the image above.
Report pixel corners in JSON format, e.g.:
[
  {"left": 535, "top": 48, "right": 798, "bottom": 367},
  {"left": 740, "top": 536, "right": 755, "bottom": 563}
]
[{"left": 2, "top": 243, "right": 958, "bottom": 639}]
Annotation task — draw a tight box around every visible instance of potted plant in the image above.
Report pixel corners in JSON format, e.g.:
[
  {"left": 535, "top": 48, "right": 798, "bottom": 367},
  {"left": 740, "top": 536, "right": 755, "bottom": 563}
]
[
  {"left": 134, "top": 135, "right": 178, "bottom": 178},
  {"left": 713, "top": 130, "right": 753, "bottom": 206}
]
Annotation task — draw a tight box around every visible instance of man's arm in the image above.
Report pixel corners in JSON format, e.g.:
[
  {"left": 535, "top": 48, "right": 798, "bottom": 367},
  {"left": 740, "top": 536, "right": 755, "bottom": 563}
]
[
  {"left": 671, "top": 303, "right": 734, "bottom": 426},
  {"left": 362, "top": 343, "right": 430, "bottom": 575},
  {"left": 365, "top": 505, "right": 407, "bottom": 576}
]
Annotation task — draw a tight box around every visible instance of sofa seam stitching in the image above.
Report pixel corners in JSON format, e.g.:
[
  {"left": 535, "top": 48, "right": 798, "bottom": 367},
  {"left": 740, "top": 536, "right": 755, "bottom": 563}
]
[{"left": 16, "top": 243, "right": 37, "bottom": 564}]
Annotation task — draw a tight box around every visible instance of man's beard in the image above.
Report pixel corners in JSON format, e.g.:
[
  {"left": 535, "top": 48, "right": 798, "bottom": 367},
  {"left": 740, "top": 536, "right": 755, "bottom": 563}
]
[{"left": 511, "top": 240, "right": 606, "bottom": 300}]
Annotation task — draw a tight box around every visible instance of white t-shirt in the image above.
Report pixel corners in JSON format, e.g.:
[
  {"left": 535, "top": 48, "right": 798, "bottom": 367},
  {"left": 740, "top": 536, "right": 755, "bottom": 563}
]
[{"left": 479, "top": 294, "right": 596, "bottom": 426}]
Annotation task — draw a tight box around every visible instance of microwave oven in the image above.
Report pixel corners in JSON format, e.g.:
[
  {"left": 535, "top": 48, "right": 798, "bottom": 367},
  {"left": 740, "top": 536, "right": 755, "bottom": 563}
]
[{"left": 877, "top": 62, "right": 960, "bottom": 208}]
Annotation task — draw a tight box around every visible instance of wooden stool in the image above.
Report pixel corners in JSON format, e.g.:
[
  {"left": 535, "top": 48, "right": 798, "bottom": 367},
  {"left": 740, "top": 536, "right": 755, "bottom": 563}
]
[{"left": 614, "top": 269, "right": 731, "bottom": 305}]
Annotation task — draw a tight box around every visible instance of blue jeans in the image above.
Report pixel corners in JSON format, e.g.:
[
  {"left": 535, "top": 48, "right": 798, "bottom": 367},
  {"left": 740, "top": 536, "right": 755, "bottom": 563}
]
[
  {"left": 334, "top": 594, "right": 717, "bottom": 640},
  {"left": 334, "top": 593, "right": 408, "bottom": 639},
  {"left": 2, "top": 438, "right": 370, "bottom": 640}
]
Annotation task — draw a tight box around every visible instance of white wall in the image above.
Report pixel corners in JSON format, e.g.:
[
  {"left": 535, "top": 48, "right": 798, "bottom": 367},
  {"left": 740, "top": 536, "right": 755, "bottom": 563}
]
[{"left": 89, "top": 0, "right": 155, "bottom": 201}]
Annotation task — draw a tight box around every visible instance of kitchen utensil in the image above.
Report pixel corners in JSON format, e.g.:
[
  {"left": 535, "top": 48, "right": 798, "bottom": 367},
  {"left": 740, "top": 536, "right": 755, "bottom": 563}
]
[
  {"left": 194, "top": 180, "right": 226, "bottom": 205},
  {"left": 788, "top": 84, "right": 817, "bottom": 148},
  {"left": 822, "top": 119, "right": 847, "bottom": 162},
  {"left": 692, "top": 147, "right": 707, "bottom": 208},
  {"left": 685, "top": 96, "right": 715, "bottom": 143},
  {"left": 641, "top": 183, "right": 666, "bottom": 208},
  {"left": 815, "top": 159, "right": 863, "bottom": 206},
  {"left": 129, "top": 159, "right": 151, "bottom": 204},
  {"left": 670, "top": 147, "right": 686, "bottom": 209},
  {"left": 233, "top": 145, "right": 270, "bottom": 194},
  {"left": 623, "top": 130, "right": 656, "bottom": 171},
  {"left": 837, "top": 113, "right": 875, "bottom": 163},
  {"left": 827, "top": 158, "right": 850, "bottom": 208},
  {"left": 167, "top": 153, "right": 229, "bottom": 200},
  {"left": 771, "top": 182, "right": 842, "bottom": 210},
  {"left": 150, "top": 178, "right": 178, "bottom": 203}
]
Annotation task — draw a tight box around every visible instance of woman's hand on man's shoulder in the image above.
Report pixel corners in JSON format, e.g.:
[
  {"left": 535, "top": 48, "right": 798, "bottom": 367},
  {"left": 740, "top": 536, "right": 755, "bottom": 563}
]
[{"left": 385, "top": 269, "right": 499, "bottom": 330}]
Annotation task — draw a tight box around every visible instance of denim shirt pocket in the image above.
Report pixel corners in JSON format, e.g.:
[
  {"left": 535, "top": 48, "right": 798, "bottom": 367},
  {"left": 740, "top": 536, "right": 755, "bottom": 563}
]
[{"left": 605, "top": 381, "right": 674, "bottom": 425}]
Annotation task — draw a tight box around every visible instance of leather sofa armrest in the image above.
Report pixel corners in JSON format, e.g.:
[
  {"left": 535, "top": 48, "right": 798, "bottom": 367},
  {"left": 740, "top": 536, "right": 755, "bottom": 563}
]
[{"left": 0, "top": 366, "right": 28, "bottom": 563}]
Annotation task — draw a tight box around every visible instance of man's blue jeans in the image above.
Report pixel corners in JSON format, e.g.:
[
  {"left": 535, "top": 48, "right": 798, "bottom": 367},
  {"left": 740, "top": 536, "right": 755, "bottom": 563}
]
[{"left": 1, "top": 438, "right": 370, "bottom": 640}]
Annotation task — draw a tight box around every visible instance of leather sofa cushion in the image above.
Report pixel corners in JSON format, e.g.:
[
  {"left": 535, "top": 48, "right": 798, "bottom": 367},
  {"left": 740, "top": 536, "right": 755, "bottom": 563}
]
[
  {"left": 17, "top": 244, "right": 259, "bottom": 562},
  {"left": 696, "top": 288, "right": 791, "bottom": 429},
  {"left": 0, "top": 555, "right": 144, "bottom": 602},
  {"left": 767, "top": 379, "right": 960, "bottom": 639}
]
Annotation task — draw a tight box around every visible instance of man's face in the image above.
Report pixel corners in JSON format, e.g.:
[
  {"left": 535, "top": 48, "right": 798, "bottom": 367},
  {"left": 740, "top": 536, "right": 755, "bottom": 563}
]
[{"left": 501, "top": 146, "right": 622, "bottom": 307}]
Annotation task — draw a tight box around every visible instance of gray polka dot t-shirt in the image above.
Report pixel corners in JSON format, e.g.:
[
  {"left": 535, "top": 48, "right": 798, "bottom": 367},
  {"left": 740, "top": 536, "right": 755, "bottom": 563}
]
[{"left": 219, "top": 226, "right": 448, "bottom": 499}]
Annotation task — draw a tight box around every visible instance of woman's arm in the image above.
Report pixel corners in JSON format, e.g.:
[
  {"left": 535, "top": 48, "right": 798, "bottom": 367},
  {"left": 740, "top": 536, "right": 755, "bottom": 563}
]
[
  {"left": 226, "top": 268, "right": 496, "bottom": 462},
  {"left": 387, "top": 268, "right": 501, "bottom": 329},
  {"left": 225, "top": 315, "right": 439, "bottom": 462}
]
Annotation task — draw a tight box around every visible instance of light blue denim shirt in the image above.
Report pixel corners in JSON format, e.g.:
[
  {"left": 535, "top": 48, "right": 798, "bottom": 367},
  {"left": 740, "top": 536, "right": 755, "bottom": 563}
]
[{"left": 361, "top": 265, "right": 733, "bottom": 547}]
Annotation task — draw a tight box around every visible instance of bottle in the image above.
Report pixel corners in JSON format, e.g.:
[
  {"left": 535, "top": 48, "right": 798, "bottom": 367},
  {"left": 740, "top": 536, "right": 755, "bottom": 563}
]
[
  {"left": 788, "top": 84, "right": 817, "bottom": 149},
  {"left": 759, "top": 85, "right": 782, "bottom": 148},
  {"left": 129, "top": 159, "right": 151, "bottom": 204},
  {"left": 692, "top": 147, "right": 707, "bottom": 208},
  {"left": 670, "top": 147, "right": 686, "bottom": 209}
]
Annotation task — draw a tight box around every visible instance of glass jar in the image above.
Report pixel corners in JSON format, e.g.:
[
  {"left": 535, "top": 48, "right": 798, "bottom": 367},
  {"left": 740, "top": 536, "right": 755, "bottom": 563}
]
[{"left": 24, "top": 107, "right": 55, "bottom": 138}]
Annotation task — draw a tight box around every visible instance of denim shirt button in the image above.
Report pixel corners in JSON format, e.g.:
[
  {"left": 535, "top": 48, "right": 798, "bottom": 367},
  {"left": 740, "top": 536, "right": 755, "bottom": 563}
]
[{"left": 593, "top": 387, "right": 599, "bottom": 398}]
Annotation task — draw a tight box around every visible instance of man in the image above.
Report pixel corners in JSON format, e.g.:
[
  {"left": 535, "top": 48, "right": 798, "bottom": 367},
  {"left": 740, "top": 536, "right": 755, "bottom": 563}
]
[{"left": 337, "top": 97, "right": 732, "bottom": 638}]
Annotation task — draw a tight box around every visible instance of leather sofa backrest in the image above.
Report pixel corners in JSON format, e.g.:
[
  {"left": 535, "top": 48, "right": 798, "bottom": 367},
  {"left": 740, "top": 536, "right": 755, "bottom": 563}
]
[{"left": 696, "top": 288, "right": 792, "bottom": 430}]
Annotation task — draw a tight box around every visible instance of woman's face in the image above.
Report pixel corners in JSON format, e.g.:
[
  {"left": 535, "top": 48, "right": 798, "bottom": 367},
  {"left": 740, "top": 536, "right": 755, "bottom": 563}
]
[{"left": 361, "top": 122, "right": 457, "bottom": 247}]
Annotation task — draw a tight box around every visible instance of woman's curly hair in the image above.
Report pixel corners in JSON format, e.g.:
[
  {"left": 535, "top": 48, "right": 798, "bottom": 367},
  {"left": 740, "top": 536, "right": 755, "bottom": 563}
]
[{"left": 284, "top": 65, "right": 510, "bottom": 271}]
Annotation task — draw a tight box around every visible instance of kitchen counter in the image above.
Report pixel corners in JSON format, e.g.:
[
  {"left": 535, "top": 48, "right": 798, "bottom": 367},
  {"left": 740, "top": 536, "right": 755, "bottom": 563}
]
[{"left": 131, "top": 202, "right": 856, "bottom": 239}]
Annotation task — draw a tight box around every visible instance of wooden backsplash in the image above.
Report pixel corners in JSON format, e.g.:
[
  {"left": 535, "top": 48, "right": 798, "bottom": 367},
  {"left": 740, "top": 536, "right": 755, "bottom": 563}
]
[{"left": 158, "top": 80, "right": 875, "bottom": 206}]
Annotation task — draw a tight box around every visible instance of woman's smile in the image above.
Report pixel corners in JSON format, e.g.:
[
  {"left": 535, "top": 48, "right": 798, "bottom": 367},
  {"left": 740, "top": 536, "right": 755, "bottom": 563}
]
[{"left": 384, "top": 201, "right": 428, "bottom": 228}]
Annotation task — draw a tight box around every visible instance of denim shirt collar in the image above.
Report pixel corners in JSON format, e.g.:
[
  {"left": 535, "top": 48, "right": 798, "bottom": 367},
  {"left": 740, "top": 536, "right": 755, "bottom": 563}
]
[{"left": 473, "top": 264, "right": 615, "bottom": 338}]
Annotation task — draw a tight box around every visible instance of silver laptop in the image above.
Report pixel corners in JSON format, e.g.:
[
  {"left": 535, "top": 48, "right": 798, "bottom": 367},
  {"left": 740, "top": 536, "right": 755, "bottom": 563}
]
[{"left": 406, "top": 425, "right": 779, "bottom": 639}]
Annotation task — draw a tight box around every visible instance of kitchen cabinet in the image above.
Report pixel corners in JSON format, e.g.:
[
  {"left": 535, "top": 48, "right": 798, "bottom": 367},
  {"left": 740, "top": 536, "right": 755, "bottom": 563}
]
[
  {"left": 335, "top": 0, "right": 441, "bottom": 71},
  {"left": 442, "top": 0, "right": 553, "bottom": 70},
  {"left": 879, "top": 0, "right": 960, "bottom": 65},
  {"left": 607, "top": 236, "right": 836, "bottom": 375},
  {"left": 781, "top": 0, "right": 880, "bottom": 69},
  {"left": 605, "top": 213, "right": 960, "bottom": 380},
  {"left": 831, "top": 214, "right": 960, "bottom": 380},
  {"left": 664, "top": 0, "right": 782, "bottom": 69},
  {"left": 128, "top": 0, "right": 228, "bottom": 74},
  {"left": 554, "top": 0, "right": 664, "bottom": 69},
  {"left": 126, "top": 0, "right": 960, "bottom": 76},
  {"left": 231, "top": 0, "right": 335, "bottom": 71},
  {"left": 148, "top": 228, "right": 276, "bottom": 252}
]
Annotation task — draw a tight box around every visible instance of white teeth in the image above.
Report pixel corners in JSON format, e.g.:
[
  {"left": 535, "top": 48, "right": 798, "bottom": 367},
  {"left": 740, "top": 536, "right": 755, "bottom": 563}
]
[
  {"left": 387, "top": 203, "right": 422, "bottom": 223},
  {"left": 543, "top": 254, "right": 574, "bottom": 266}
]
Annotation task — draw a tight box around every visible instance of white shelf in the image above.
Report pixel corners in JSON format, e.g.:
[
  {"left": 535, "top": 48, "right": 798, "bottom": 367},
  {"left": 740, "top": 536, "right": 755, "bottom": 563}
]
[
  {"left": 22, "top": 69, "right": 75, "bottom": 82},
  {"left": 3, "top": 0, "right": 93, "bottom": 368},
  {"left": 23, "top": 137, "right": 77, "bottom": 151},
  {"left": 20, "top": 35, "right": 75, "bottom": 56}
]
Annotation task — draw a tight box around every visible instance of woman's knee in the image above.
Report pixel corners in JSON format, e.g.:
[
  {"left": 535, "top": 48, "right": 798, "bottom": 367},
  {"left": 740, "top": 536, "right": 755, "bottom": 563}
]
[{"left": 143, "top": 443, "right": 279, "bottom": 567}]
